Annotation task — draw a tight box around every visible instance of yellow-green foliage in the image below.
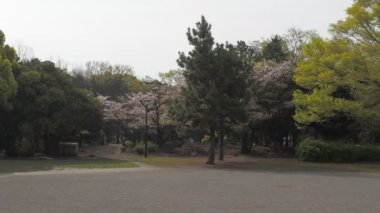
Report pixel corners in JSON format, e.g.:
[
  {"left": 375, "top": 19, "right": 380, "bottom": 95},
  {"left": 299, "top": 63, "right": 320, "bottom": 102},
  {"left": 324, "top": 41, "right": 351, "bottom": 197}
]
[
  {"left": 331, "top": 0, "right": 379, "bottom": 45},
  {"left": 294, "top": 37, "right": 361, "bottom": 127},
  {"left": 294, "top": 0, "right": 380, "bottom": 129},
  {"left": 0, "top": 31, "right": 18, "bottom": 110}
]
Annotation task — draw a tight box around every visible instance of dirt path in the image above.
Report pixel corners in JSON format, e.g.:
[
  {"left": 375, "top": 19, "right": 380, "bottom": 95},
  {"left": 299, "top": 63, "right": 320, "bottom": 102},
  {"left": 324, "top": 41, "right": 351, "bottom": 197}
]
[
  {"left": 1, "top": 166, "right": 379, "bottom": 213},
  {"left": 80, "top": 144, "right": 155, "bottom": 169}
]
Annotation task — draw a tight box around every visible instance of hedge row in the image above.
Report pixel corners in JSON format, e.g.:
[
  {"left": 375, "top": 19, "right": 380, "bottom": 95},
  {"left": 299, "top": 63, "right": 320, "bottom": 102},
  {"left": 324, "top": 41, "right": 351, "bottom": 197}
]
[{"left": 296, "top": 138, "right": 380, "bottom": 162}]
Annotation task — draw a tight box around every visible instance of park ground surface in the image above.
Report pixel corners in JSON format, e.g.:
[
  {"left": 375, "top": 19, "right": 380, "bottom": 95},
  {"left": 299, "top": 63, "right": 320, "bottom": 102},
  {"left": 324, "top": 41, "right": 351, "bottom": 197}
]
[{"left": 0, "top": 144, "right": 379, "bottom": 213}]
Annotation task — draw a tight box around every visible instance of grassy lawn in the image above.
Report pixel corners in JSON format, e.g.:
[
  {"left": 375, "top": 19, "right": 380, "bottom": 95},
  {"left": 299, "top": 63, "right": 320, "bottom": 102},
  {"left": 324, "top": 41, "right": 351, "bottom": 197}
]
[
  {"left": 213, "top": 157, "right": 380, "bottom": 173},
  {"left": 126, "top": 154, "right": 205, "bottom": 167},
  {"left": 124, "top": 153, "right": 380, "bottom": 173},
  {"left": 0, "top": 158, "right": 137, "bottom": 174},
  {"left": 2, "top": 154, "right": 379, "bottom": 175}
]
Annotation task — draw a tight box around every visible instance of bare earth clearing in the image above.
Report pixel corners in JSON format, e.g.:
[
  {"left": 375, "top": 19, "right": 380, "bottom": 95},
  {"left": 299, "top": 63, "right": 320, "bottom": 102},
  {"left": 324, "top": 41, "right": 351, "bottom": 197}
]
[{"left": 0, "top": 144, "right": 379, "bottom": 213}]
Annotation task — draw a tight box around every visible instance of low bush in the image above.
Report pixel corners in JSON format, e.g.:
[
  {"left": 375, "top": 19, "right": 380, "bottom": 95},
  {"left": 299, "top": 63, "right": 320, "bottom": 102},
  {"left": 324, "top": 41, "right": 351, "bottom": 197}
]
[
  {"left": 296, "top": 138, "right": 332, "bottom": 162},
  {"left": 296, "top": 138, "right": 380, "bottom": 162},
  {"left": 120, "top": 141, "right": 135, "bottom": 153},
  {"left": 124, "top": 140, "right": 134, "bottom": 148},
  {"left": 134, "top": 142, "right": 159, "bottom": 155}
]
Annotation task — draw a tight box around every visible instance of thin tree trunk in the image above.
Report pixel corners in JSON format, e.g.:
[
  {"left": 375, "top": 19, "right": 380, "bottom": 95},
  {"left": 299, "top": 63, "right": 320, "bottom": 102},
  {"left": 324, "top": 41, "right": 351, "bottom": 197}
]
[
  {"left": 144, "top": 108, "right": 148, "bottom": 158},
  {"left": 78, "top": 131, "right": 82, "bottom": 148},
  {"left": 116, "top": 131, "right": 120, "bottom": 144},
  {"left": 241, "top": 130, "right": 248, "bottom": 154},
  {"left": 156, "top": 108, "right": 161, "bottom": 148},
  {"left": 241, "top": 129, "right": 252, "bottom": 154},
  {"left": 123, "top": 127, "right": 127, "bottom": 145},
  {"left": 218, "top": 128, "right": 224, "bottom": 161},
  {"left": 44, "top": 130, "right": 50, "bottom": 155},
  {"left": 206, "top": 126, "right": 216, "bottom": 165}
]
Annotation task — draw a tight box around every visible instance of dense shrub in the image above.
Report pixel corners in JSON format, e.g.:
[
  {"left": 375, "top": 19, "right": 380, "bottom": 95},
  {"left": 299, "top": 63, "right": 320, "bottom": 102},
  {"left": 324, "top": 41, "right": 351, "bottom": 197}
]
[
  {"left": 134, "top": 142, "right": 159, "bottom": 155},
  {"left": 296, "top": 138, "right": 332, "bottom": 162},
  {"left": 124, "top": 140, "right": 134, "bottom": 148},
  {"left": 296, "top": 138, "right": 380, "bottom": 162}
]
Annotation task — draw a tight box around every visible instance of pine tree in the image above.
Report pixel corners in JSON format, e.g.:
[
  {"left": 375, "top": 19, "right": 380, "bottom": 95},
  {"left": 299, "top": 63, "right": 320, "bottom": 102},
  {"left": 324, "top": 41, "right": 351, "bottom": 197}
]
[
  {"left": 177, "top": 16, "right": 250, "bottom": 164},
  {"left": 262, "top": 35, "right": 288, "bottom": 63}
]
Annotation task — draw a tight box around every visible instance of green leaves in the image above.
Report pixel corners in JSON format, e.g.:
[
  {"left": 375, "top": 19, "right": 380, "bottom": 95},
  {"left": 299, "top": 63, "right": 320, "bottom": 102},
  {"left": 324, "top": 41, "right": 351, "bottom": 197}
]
[
  {"left": 178, "top": 17, "right": 250, "bottom": 128},
  {"left": 0, "top": 31, "right": 17, "bottom": 111},
  {"left": 331, "top": 0, "right": 380, "bottom": 44},
  {"left": 262, "top": 35, "right": 288, "bottom": 63},
  {"left": 294, "top": 0, "right": 380, "bottom": 141}
]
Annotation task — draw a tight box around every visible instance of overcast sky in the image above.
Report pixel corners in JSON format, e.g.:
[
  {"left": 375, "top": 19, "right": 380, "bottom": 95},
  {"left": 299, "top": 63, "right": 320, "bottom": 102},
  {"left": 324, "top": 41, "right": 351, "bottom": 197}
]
[{"left": 0, "top": 0, "right": 352, "bottom": 78}]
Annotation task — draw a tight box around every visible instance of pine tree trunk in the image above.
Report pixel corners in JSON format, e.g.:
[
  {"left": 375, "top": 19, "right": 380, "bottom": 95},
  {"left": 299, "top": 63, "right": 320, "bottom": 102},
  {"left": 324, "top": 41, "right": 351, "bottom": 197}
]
[{"left": 206, "top": 126, "right": 216, "bottom": 165}]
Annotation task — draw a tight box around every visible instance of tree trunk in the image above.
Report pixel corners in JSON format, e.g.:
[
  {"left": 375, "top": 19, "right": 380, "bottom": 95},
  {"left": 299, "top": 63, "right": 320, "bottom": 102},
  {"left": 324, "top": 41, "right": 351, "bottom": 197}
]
[
  {"left": 44, "top": 130, "right": 50, "bottom": 155},
  {"left": 218, "top": 128, "right": 224, "bottom": 161},
  {"left": 116, "top": 132, "right": 119, "bottom": 144},
  {"left": 144, "top": 108, "right": 148, "bottom": 158},
  {"left": 206, "top": 126, "right": 216, "bottom": 165},
  {"left": 156, "top": 108, "right": 161, "bottom": 148},
  {"left": 123, "top": 127, "right": 127, "bottom": 145},
  {"left": 241, "top": 129, "right": 252, "bottom": 154}
]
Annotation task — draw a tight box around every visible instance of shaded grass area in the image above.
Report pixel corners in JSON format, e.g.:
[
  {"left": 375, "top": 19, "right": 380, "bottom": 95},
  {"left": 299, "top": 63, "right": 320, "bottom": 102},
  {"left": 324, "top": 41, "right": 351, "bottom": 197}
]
[
  {"left": 0, "top": 159, "right": 137, "bottom": 174},
  {"left": 125, "top": 153, "right": 380, "bottom": 173},
  {"left": 127, "top": 154, "right": 205, "bottom": 167},
  {"left": 214, "top": 157, "right": 380, "bottom": 173}
]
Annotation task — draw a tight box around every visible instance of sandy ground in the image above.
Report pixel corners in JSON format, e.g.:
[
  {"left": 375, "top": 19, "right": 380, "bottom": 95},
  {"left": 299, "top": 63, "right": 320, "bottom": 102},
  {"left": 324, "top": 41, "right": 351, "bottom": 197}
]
[
  {"left": 1, "top": 144, "right": 379, "bottom": 212},
  {"left": 0, "top": 166, "right": 379, "bottom": 213}
]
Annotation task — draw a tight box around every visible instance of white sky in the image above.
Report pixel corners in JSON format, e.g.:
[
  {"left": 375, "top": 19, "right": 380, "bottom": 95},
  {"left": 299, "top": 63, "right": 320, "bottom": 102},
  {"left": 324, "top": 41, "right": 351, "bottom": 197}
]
[{"left": 0, "top": 0, "right": 353, "bottom": 78}]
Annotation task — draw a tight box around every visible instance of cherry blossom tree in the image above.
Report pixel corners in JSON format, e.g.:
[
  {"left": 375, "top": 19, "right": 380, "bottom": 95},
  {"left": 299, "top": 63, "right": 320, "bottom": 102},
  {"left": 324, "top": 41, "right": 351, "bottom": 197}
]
[
  {"left": 248, "top": 60, "right": 296, "bottom": 147},
  {"left": 96, "top": 95, "right": 127, "bottom": 121}
]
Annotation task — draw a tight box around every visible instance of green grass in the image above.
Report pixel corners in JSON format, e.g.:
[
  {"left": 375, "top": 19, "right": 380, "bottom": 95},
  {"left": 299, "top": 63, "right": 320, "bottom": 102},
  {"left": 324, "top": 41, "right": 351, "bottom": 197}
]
[
  {"left": 215, "top": 158, "right": 380, "bottom": 173},
  {"left": 0, "top": 158, "right": 137, "bottom": 174},
  {"left": 126, "top": 154, "right": 380, "bottom": 173},
  {"left": 127, "top": 155, "right": 205, "bottom": 167}
]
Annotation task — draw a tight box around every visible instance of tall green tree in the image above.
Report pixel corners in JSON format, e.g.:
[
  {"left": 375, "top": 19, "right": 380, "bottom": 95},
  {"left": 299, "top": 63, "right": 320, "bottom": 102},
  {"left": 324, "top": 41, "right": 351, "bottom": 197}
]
[
  {"left": 0, "top": 30, "right": 18, "bottom": 152},
  {"left": 177, "top": 16, "right": 250, "bottom": 164},
  {"left": 177, "top": 16, "right": 218, "bottom": 164},
  {"left": 0, "top": 31, "right": 17, "bottom": 110},
  {"left": 3, "top": 59, "right": 103, "bottom": 155}
]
